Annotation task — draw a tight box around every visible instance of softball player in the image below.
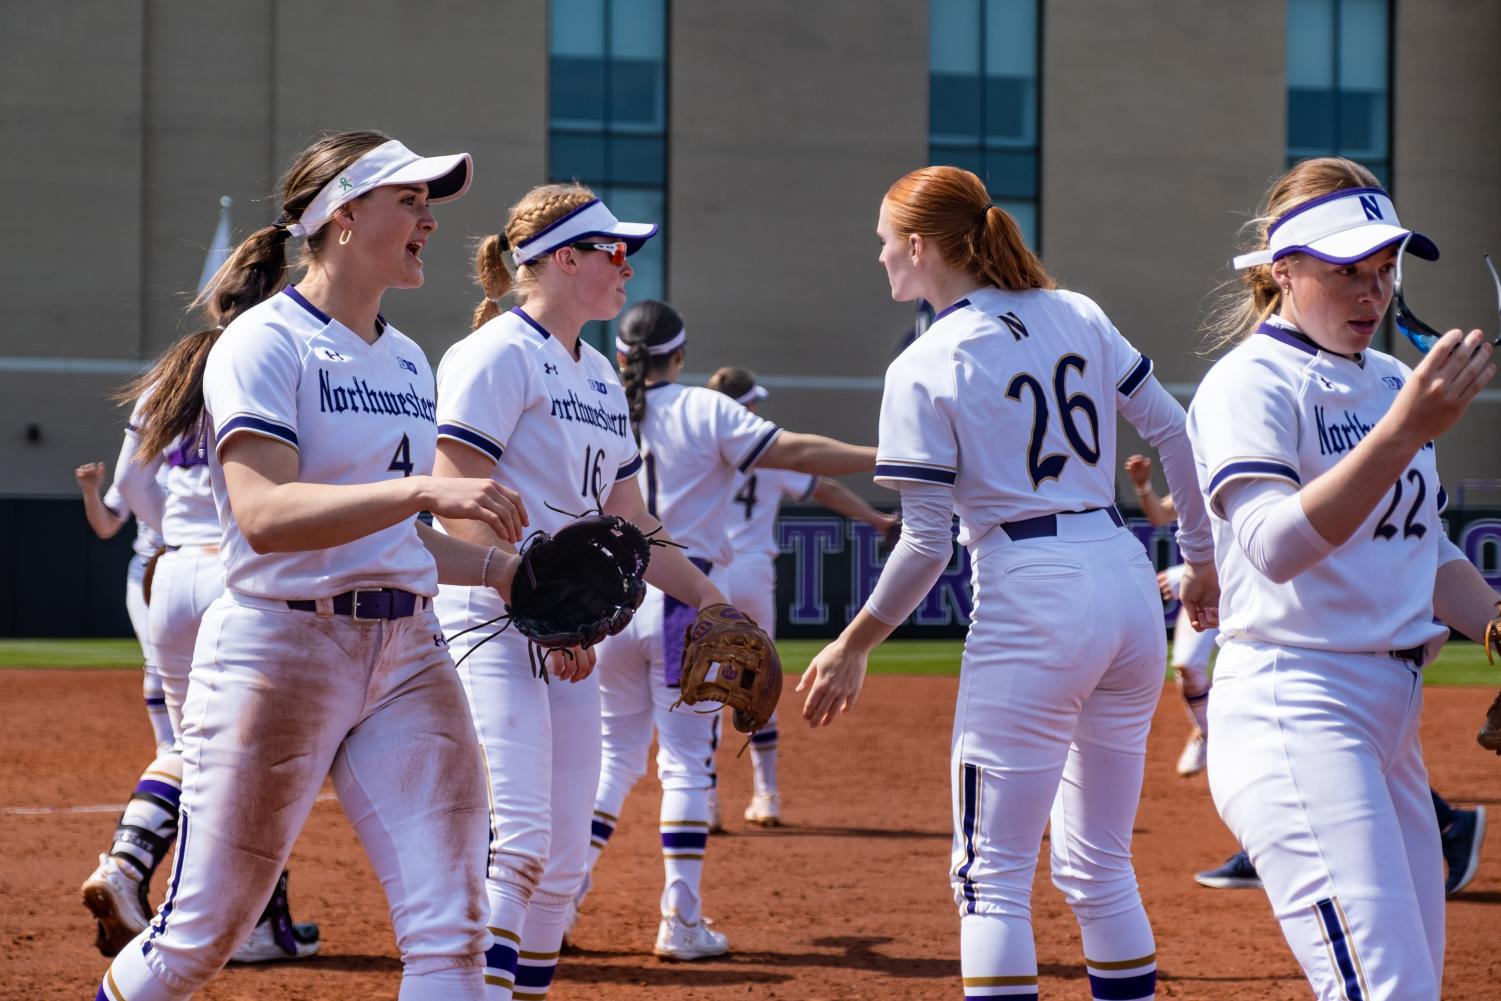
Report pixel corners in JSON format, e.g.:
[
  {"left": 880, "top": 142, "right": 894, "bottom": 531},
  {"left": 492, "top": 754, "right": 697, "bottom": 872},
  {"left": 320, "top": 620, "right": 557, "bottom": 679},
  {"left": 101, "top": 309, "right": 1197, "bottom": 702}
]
[
  {"left": 74, "top": 448, "right": 171, "bottom": 750},
  {"left": 1188, "top": 156, "right": 1499, "bottom": 998},
  {"left": 574, "top": 302, "right": 876, "bottom": 961},
  {"left": 99, "top": 130, "right": 525, "bottom": 1001},
  {"left": 706, "top": 365, "right": 899, "bottom": 825},
  {"left": 800, "top": 165, "right": 1218, "bottom": 1001},
  {"left": 432, "top": 188, "right": 728, "bottom": 997},
  {"left": 1124, "top": 455, "right": 1216, "bottom": 776}
]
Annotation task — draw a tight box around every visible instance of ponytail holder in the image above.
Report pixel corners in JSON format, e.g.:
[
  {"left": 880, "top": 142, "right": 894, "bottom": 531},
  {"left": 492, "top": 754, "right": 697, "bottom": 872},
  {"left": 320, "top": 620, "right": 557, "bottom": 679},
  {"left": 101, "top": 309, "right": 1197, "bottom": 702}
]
[
  {"left": 497, "top": 233, "right": 511, "bottom": 252},
  {"left": 486, "top": 295, "right": 506, "bottom": 306},
  {"left": 977, "top": 204, "right": 995, "bottom": 226}
]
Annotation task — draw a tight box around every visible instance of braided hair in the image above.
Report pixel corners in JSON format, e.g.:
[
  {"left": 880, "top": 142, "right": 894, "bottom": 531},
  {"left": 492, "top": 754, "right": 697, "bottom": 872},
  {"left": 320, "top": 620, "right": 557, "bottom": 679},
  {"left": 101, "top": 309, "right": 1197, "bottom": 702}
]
[
  {"left": 471, "top": 183, "right": 598, "bottom": 330},
  {"left": 616, "top": 299, "right": 685, "bottom": 442}
]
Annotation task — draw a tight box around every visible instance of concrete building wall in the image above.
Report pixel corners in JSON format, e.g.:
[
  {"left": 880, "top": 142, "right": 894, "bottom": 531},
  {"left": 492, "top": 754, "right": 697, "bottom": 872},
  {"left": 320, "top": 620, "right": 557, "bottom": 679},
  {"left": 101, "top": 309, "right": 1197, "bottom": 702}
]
[{"left": 2, "top": 2, "right": 1496, "bottom": 498}]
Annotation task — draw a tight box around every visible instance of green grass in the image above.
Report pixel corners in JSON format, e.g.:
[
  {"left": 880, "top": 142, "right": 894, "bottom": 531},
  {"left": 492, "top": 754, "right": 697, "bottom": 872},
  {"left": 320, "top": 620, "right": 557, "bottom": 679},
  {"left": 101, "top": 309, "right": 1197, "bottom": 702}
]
[{"left": 1, "top": 636, "right": 1495, "bottom": 686}]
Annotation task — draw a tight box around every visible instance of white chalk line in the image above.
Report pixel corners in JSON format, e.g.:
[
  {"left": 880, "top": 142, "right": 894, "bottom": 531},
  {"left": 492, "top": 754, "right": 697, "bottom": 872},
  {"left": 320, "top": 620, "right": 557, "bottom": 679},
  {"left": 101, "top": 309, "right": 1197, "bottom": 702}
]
[{"left": 4, "top": 791, "right": 338, "bottom": 817}]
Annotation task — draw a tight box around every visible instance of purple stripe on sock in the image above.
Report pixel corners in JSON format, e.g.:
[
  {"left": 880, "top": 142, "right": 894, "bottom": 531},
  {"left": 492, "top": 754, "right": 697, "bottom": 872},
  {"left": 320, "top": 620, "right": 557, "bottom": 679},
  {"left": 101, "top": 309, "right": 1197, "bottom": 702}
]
[
  {"left": 135, "top": 779, "right": 181, "bottom": 806},
  {"left": 514, "top": 962, "right": 557, "bottom": 989},
  {"left": 1088, "top": 970, "right": 1157, "bottom": 1001},
  {"left": 485, "top": 941, "right": 518, "bottom": 976},
  {"left": 591, "top": 819, "right": 614, "bottom": 842},
  {"left": 750, "top": 729, "right": 778, "bottom": 745},
  {"left": 661, "top": 830, "right": 708, "bottom": 850}
]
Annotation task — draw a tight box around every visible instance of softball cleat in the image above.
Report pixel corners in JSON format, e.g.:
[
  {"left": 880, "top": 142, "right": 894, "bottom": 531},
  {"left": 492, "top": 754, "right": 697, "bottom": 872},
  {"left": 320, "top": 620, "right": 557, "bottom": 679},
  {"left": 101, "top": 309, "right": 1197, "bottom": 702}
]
[{"left": 81, "top": 853, "right": 151, "bottom": 958}]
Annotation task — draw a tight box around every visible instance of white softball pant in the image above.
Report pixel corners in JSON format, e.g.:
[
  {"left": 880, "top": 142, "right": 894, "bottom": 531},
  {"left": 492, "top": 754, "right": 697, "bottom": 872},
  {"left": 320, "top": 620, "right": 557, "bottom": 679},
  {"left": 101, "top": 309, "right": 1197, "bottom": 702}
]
[
  {"left": 598, "top": 567, "right": 733, "bottom": 798},
  {"left": 953, "top": 517, "right": 1164, "bottom": 998},
  {"left": 102, "top": 592, "right": 491, "bottom": 1001},
  {"left": 1208, "top": 640, "right": 1444, "bottom": 1000},
  {"left": 146, "top": 546, "right": 224, "bottom": 741},
  {"left": 127, "top": 554, "right": 172, "bottom": 747}
]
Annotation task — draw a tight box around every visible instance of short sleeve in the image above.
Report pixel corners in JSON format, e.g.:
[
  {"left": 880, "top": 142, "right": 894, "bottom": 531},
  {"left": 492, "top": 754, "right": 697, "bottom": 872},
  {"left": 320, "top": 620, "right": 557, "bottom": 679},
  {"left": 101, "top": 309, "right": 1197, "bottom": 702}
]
[
  {"left": 616, "top": 450, "right": 643, "bottom": 481},
  {"left": 784, "top": 471, "right": 818, "bottom": 502},
  {"left": 204, "top": 325, "right": 301, "bottom": 456},
  {"left": 1187, "top": 356, "right": 1303, "bottom": 517},
  {"left": 874, "top": 351, "right": 957, "bottom": 488},
  {"left": 703, "top": 390, "right": 781, "bottom": 473},
  {"left": 435, "top": 334, "right": 530, "bottom": 465}
]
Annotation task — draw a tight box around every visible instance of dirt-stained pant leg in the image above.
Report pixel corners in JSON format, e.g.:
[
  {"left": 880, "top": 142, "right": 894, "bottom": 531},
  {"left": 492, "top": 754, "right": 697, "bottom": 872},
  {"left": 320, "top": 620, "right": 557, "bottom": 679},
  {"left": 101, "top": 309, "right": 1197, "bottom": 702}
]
[
  {"left": 335, "top": 606, "right": 489, "bottom": 987},
  {"left": 101, "top": 595, "right": 376, "bottom": 1000}
]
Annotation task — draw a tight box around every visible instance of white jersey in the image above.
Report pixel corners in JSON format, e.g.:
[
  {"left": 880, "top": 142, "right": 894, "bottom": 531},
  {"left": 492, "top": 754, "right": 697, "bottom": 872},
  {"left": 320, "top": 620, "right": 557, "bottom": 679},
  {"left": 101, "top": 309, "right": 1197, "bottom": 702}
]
[
  {"left": 203, "top": 286, "right": 440, "bottom": 600},
  {"left": 874, "top": 286, "right": 1156, "bottom": 547},
  {"left": 435, "top": 307, "right": 642, "bottom": 618},
  {"left": 161, "top": 415, "right": 219, "bottom": 548},
  {"left": 1187, "top": 319, "right": 1448, "bottom": 653},
  {"left": 637, "top": 382, "right": 781, "bottom": 567},
  {"left": 107, "top": 392, "right": 167, "bottom": 554},
  {"left": 725, "top": 466, "right": 816, "bottom": 562}
]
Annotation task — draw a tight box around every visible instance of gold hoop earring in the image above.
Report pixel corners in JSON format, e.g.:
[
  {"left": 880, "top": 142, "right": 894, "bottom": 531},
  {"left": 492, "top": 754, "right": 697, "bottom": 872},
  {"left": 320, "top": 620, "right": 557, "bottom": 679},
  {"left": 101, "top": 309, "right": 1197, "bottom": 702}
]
[{"left": 339, "top": 229, "right": 352, "bottom": 246}]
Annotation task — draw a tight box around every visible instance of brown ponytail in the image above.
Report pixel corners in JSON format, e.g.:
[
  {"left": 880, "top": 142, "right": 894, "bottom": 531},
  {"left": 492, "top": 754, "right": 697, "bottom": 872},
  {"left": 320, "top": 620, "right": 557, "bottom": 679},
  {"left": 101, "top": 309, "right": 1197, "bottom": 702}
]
[
  {"left": 115, "top": 327, "right": 221, "bottom": 462},
  {"left": 1201, "top": 156, "right": 1381, "bottom": 354},
  {"left": 191, "top": 129, "right": 390, "bottom": 329},
  {"left": 883, "top": 166, "right": 1055, "bottom": 293},
  {"left": 471, "top": 183, "right": 597, "bottom": 328},
  {"left": 616, "top": 299, "right": 685, "bottom": 442}
]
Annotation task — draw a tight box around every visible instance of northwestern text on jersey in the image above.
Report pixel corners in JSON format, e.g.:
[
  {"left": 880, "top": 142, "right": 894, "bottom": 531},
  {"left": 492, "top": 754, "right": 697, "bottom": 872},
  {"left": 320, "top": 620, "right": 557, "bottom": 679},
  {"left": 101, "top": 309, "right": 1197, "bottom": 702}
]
[{"left": 317, "top": 369, "right": 437, "bottom": 423}]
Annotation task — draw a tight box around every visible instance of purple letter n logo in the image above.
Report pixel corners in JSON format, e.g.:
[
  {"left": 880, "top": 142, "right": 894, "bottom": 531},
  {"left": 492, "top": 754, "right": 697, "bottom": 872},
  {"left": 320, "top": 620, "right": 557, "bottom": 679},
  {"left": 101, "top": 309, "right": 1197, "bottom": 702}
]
[{"left": 1359, "top": 194, "right": 1383, "bottom": 221}]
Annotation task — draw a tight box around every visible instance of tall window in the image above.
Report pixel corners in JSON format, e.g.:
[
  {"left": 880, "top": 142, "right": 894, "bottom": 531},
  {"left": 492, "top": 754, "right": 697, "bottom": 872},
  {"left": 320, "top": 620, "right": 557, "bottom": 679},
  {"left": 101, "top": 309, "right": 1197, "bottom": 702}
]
[
  {"left": 549, "top": 0, "right": 668, "bottom": 351},
  {"left": 1286, "top": 0, "right": 1391, "bottom": 186},
  {"left": 929, "top": 0, "right": 1041, "bottom": 249}
]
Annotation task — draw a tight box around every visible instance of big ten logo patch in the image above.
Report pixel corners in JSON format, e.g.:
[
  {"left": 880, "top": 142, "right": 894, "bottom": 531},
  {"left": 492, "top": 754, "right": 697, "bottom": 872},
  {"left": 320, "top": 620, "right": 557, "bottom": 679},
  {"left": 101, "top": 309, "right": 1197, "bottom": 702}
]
[
  {"left": 397, "top": 356, "right": 418, "bottom": 376},
  {"left": 588, "top": 378, "right": 609, "bottom": 395},
  {"left": 1383, "top": 376, "right": 1404, "bottom": 391}
]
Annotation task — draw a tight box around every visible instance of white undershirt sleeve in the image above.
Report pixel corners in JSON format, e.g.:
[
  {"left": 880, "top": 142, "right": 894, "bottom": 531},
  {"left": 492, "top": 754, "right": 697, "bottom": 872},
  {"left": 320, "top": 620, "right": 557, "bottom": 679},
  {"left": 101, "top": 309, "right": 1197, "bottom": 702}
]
[
  {"left": 1118, "top": 377, "right": 1213, "bottom": 564},
  {"left": 864, "top": 481, "right": 956, "bottom": 626},
  {"left": 1220, "top": 477, "right": 1335, "bottom": 584}
]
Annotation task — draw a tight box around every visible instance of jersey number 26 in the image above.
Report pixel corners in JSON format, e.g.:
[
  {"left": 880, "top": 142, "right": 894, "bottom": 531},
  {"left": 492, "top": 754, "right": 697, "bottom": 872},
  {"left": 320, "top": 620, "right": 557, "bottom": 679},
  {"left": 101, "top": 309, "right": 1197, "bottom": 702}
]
[{"left": 1005, "top": 353, "right": 1101, "bottom": 489}]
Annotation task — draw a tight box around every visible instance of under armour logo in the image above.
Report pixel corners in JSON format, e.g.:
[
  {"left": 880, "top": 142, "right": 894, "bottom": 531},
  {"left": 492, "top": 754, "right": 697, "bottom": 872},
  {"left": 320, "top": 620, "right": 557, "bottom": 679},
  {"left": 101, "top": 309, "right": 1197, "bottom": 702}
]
[
  {"left": 433, "top": 634, "right": 446, "bottom": 647},
  {"left": 321, "top": 348, "right": 347, "bottom": 362},
  {"left": 1359, "top": 194, "right": 1382, "bottom": 221},
  {"left": 543, "top": 363, "right": 558, "bottom": 375},
  {"left": 338, "top": 176, "right": 353, "bottom": 192},
  {"left": 1316, "top": 375, "right": 1335, "bottom": 390},
  {"left": 999, "top": 311, "right": 1029, "bottom": 341}
]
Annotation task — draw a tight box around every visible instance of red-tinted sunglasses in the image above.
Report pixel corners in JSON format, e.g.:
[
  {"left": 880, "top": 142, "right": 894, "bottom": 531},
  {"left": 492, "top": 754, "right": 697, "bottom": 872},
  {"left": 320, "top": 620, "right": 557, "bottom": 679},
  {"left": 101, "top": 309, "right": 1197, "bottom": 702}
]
[{"left": 571, "top": 241, "right": 628, "bottom": 266}]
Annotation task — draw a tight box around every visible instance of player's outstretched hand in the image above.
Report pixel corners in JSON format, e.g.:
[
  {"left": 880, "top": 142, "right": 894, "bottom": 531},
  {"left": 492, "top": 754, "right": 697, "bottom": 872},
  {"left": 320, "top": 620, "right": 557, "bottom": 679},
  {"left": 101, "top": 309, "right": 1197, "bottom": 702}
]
[
  {"left": 797, "top": 639, "right": 869, "bottom": 728},
  {"left": 1124, "top": 454, "right": 1152, "bottom": 488},
  {"left": 1179, "top": 559, "right": 1220, "bottom": 631},
  {"left": 75, "top": 461, "right": 106, "bottom": 491},
  {"left": 1387, "top": 329, "right": 1496, "bottom": 444},
  {"left": 421, "top": 476, "right": 529, "bottom": 543}
]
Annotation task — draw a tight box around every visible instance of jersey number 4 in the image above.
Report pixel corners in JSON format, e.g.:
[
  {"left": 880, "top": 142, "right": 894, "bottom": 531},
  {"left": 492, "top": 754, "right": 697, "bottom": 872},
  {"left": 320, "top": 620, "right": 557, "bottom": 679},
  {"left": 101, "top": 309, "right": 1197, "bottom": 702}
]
[
  {"left": 388, "top": 434, "right": 414, "bottom": 477},
  {"left": 1005, "top": 353, "right": 1101, "bottom": 489},
  {"left": 734, "top": 474, "right": 758, "bottom": 520}
]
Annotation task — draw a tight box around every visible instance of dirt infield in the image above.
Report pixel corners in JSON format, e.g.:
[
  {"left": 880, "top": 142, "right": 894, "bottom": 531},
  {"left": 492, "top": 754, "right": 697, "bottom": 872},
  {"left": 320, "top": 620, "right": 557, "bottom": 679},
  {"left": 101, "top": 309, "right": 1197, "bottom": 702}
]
[{"left": 4, "top": 668, "right": 1498, "bottom": 999}]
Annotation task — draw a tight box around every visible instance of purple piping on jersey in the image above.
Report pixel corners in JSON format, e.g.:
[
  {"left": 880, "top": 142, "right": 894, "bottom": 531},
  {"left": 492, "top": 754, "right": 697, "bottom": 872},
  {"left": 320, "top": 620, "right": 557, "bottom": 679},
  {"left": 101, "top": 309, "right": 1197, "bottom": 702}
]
[
  {"left": 933, "top": 297, "right": 971, "bottom": 322},
  {"left": 644, "top": 380, "right": 674, "bottom": 392},
  {"left": 1437, "top": 484, "right": 1449, "bottom": 513},
  {"left": 1207, "top": 459, "right": 1301, "bottom": 497},
  {"left": 283, "top": 285, "right": 332, "bottom": 324},
  {"left": 1267, "top": 186, "right": 1388, "bottom": 237},
  {"left": 1117, "top": 355, "right": 1154, "bottom": 396},
  {"left": 217, "top": 414, "right": 298, "bottom": 449},
  {"left": 1314, "top": 898, "right": 1366, "bottom": 1000},
  {"left": 736, "top": 425, "right": 782, "bottom": 473},
  {"left": 875, "top": 462, "right": 958, "bottom": 486},
  {"left": 437, "top": 422, "right": 503, "bottom": 461},
  {"left": 509, "top": 306, "right": 552, "bottom": 341},
  {"left": 1256, "top": 322, "right": 1322, "bottom": 357},
  {"left": 617, "top": 453, "right": 643, "bottom": 480}
]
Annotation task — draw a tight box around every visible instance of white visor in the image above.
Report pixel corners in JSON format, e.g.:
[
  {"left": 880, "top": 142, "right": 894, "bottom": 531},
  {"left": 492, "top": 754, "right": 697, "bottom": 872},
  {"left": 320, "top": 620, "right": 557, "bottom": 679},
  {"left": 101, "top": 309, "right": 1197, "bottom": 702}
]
[
  {"left": 287, "top": 140, "right": 472, "bottom": 238},
  {"left": 513, "top": 198, "right": 658, "bottom": 267},
  {"left": 614, "top": 326, "right": 686, "bottom": 356},
  {"left": 735, "top": 384, "right": 769, "bottom": 405},
  {"left": 1231, "top": 187, "right": 1438, "bottom": 270}
]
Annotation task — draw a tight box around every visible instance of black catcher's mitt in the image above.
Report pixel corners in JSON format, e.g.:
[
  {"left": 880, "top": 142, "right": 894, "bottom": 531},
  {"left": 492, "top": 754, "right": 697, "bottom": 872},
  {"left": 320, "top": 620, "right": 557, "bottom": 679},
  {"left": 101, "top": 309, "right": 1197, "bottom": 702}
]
[
  {"left": 505, "top": 514, "right": 652, "bottom": 650},
  {"left": 673, "top": 604, "right": 781, "bottom": 734}
]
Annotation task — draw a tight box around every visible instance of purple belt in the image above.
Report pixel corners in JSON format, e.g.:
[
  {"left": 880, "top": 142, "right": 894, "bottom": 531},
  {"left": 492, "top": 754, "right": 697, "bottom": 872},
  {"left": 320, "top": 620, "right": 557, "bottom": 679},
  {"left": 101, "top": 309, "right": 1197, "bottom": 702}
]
[
  {"left": 663, "top": 557, "right": 712, "bottom": 687},
  {"left": 286, "top": 588, "right": 426, "bottom": 621}
]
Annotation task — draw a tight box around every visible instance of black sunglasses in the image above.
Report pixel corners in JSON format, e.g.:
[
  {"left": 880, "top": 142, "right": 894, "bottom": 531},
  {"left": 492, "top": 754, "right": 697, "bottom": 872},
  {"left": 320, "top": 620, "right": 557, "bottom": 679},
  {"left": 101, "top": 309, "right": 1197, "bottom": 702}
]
[{"left": 1393, "top": 232, "right": 1501, "bottom": 354}]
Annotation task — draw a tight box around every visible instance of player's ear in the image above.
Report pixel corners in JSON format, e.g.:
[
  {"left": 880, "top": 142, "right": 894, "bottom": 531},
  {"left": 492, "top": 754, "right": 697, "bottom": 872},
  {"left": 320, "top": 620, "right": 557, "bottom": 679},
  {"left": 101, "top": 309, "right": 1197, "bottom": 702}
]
[
  {"left": 553, "top": 246, "right": 581, "bottom": 276},
  {"left": 908, "top": 233, "right": 923, "bottom": 264}
]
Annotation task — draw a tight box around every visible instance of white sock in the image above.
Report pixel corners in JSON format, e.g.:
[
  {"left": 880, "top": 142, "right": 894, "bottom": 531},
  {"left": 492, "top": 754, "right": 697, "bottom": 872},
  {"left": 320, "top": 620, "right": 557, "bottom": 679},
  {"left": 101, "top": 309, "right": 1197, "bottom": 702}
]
[
  {"left": 660, "top": 788, "right": 709, "bottom": 921},
  {"left": 749, "top": 709, "right": 779, "bottom": 798},
  {"left": 960, "top": 911, "right": 1038, "bottom": 999}
]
